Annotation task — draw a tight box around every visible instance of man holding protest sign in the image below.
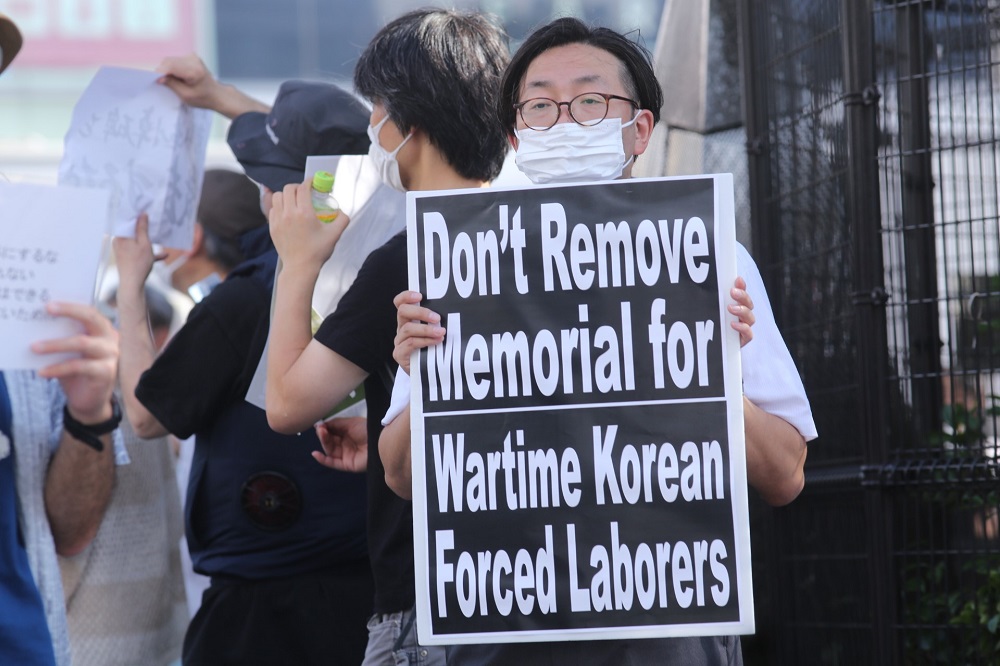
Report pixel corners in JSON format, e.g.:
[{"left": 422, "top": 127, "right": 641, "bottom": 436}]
[
  {"left": 0, "top": 12, "right": 124, "bottom": 666},
  {"left": 263, "top": 9, "right": 510, "bottom": 665},
  {"left": 381, "top": 17, "right": 817, "bottom": 665}
]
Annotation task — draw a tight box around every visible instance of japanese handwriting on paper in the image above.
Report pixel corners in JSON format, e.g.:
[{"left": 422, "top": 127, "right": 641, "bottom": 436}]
[
  {"left": 93, "top": 105, "right": 171, "bottom": 150},
  {"left": 0, "top": 246, "right": 59, "bottom": 320}
]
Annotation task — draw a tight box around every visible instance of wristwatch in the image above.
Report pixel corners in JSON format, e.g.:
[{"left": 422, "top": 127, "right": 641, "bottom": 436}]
[{"left": 62, "top": 395, "right": 122, "bottom": 452}]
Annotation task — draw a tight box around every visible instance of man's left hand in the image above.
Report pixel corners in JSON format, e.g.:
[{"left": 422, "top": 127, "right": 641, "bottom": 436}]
[{"left": 312, "top": 416, "right": 367, "bottom": 472}]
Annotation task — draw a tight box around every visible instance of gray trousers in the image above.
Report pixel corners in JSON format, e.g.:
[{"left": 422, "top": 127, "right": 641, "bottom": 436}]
[{"left": 363, "top": 607, "right": 447, "bottom": 666}]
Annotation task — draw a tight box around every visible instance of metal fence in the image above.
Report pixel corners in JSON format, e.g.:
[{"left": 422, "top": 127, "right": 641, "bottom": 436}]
[{"left": 737, "top": 0, "right": 1000, "bottom": 663}]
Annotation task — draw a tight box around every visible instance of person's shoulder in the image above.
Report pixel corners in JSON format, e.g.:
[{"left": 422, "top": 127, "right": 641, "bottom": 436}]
[
  {"left": 217, "top": 263, "right": 273, "bottom": 300},
  {"left": 188, "top": 273, "right": 269, "bottom": 327},
  {"left": 228, "top": 247, "right": 279, "bottom": 285},
  {"left": 369, "top": 231, "right": 407, "bottom": 260},
  {"left": 354, "top": 231, "right": 407, "bottom": 283}
]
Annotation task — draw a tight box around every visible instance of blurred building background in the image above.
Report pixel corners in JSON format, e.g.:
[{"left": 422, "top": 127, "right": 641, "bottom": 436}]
[
  {"left": 0, "top": 0, "right": 662, "bottom": 182},
  {"left": 3, "top": 1, "right": 999, "bottom": 664}
]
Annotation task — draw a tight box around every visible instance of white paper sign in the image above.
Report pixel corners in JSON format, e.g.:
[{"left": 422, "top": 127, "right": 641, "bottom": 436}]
[
  {"left": 0, "top": 182, "right": 111, "bottom": 370},
  {"left": 58, "top": 66, "right": 212, "bottom": 250},
  {"left": 243, "top": 154, "right": 407, "bottom": 410},
  {"left": 310, "top": 154, "right": 406, "bottom": 317}
]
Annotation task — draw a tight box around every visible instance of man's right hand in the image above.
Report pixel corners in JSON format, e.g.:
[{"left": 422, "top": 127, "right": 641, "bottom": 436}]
[
  {"left": 268, "top": 180, "right": 351, "bottom": 273},
  {"left": 156, "top": 53, "right": 270, "bottom": 119},
  {"left": 156, "top": 54, "right": 224, "bottom": 111}
]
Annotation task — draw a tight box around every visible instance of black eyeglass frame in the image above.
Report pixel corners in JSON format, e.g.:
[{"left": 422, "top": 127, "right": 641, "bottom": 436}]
[{"left": 513, "top": 92, "right": 639, "bottom": 131}]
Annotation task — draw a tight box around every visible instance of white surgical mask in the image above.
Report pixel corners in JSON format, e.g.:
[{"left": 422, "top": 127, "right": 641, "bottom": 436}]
[
  {"left": 367, "top": 115, "right": 413, "bottom": 193},
  {"left": 514, "top": 115, "right": 637, "bottom": 184},
  {"left": 257, "top": 183, "right": 270, "bottom": 217},
  {"left": 150, "top": 252, "right": 188, "bottom": 291}
]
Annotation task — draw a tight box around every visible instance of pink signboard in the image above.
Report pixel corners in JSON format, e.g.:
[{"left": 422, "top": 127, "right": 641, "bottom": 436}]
[{"left": 6, "top": 0, "right": 197, "bottom": 67}]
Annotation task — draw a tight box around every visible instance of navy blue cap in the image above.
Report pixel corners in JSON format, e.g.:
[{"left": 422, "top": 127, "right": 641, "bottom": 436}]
[{"left": 227, "top": 80, "right": 371, "bottom": 191}]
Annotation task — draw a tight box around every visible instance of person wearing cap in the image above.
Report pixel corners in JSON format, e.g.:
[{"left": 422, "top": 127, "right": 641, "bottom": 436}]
[
  {"left": 156, "top": 55, "right": 408, "bottom": 318},
  {"left": 114, "top": 165, "right": 374, "bottom": 664},
  {"left": 262, "top": 8, "right": 509, "bottom": 666},
  {"left": 0, "top": 12, "right": 124, "bottom": 666},
  {"left": 156, "top": 54, "right": 369, "bottom": 190}
]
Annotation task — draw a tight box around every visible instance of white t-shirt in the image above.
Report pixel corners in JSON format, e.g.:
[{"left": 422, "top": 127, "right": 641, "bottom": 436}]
[{"left": 382, "top": 243, "right": 818, "bottom": 442}]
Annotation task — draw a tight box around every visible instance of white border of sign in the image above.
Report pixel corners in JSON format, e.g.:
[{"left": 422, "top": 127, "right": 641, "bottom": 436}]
[{"left": 407, "top": 174, "right": 752, "bottom": 645}]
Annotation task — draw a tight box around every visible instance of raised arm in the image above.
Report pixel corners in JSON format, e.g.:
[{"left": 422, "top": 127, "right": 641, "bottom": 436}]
[
  {"left": 112, "top": 214, "right": 170, "bottom": 439},
  {"left": 156, "top": 53, "right": 270, "bottom": 119},
  {"left": 34, "top": 302, "right": 118, "bottom": 556},
  {"left": 265, "top": 181, "right": 365, "bottom": 433}
]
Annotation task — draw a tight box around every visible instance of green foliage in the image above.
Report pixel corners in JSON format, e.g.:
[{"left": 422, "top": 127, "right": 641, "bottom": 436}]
[
  {"left": 928, "top": 403, "right": 986, "bottom": 449},
  {"left": 949, "top": 564, "right": 1000, "bottom": 658},
  {"left": 899, "top": 397, "right": 999, "bottom": 664},
  {"left": 900, "top": 556, "right": 1000, "bottom": 664}
]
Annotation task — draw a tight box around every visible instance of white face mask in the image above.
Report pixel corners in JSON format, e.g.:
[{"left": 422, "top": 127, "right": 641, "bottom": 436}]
[
  {"left": 514, "top": 115, "right": 637, "bottom": 184},
  {"left": 257, "top": 183, "right": 271, "bottom": 217},
  {"left": 367, "top": 115, "right": 413, "bottom": 193},
  {"left": 150, "top": 252, "right": 188, "bottom": 291}
]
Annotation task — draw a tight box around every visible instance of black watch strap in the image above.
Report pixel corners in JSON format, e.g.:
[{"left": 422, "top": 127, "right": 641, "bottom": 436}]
[{"left": 62, "top": 395, "right": 122, "bottom": 452}]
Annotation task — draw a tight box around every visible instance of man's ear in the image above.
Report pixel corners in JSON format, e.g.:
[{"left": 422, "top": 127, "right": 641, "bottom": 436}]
[
  {"left": 507, "top": 132, "right": 519, "bottom": 151},
  {"left": 629, "top": 109, "right": 656, "bottom": 158},
  {"left": 189, "top": 222, "right": 205, "bottom": 257}
]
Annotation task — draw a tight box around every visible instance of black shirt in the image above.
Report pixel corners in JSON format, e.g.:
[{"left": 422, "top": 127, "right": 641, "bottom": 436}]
[
  {"left": 315, "top": 232, "right": 413, "bottom": 613},
  {"left": 136, "top": 228, "right": 368, "bottom": 579}
]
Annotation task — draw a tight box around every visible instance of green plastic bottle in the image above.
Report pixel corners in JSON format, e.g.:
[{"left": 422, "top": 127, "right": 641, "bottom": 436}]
[{"left": 311, "top": 170, "right": 340, "bottom": 223}]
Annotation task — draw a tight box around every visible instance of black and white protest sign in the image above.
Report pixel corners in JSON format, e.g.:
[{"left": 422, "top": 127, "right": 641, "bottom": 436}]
[{"left": 406, "top": 175, "right": 752, "bottom": 645}]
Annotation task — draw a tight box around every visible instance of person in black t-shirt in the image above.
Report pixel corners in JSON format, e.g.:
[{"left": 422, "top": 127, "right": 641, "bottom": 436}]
[
  {"left": 263, "top": 9, "right": 510, "bottom": 666},
  {"left": 114, "top": 166, "right": 374, "bottom": 664}
]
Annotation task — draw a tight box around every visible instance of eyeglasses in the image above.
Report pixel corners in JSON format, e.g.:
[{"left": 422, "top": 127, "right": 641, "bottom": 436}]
[{"left": 514, "top": 92, "right": 639, "bottom": 131}]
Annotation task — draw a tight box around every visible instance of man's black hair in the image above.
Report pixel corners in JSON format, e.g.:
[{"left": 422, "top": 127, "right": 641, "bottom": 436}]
[
  {"left": 198, "top": 169, "right": 266, "bottom": 272},
  {"left": 498, "top": 17, "right": 663, "bottom": 132},
  {"left": 354, "top": 8, "right": 510, "bottom": 182}
]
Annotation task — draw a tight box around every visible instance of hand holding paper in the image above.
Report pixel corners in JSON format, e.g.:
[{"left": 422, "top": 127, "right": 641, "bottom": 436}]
[
  {"left": 155, "top": 53, "right": 226, "bottom": 111},
  {"left": 112, "top": 214, "right": 159, "bottom": 297},
  {"left": 156, "top": 53, "right": 270, "bottom": 120},
  {"left": 729, "top": 276, "right": 755, "bottom": 347},
  {"left": 33, "top": 302, "right": 118, "bottom": 424},
  {"left": 392, "top": 290, "right": 444, "bottom": 374}
]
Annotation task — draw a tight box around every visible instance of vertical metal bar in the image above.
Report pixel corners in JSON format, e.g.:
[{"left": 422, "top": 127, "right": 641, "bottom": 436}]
[
  {"left": 895, "top": 0, "right": 943, "bottom": 440},
  {"left": 740, "top": 0, "right": 783, "bottom": 322},
  {"left": 839, "top": 0, "right": 897, "bottom": 663},
  {"left": 737, "top": 2, "right": 784, "bottom": 664}
]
